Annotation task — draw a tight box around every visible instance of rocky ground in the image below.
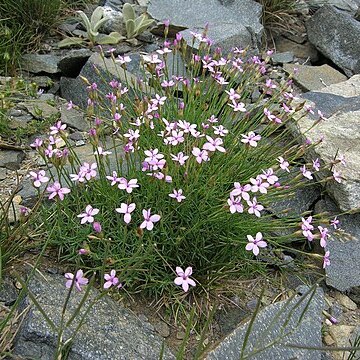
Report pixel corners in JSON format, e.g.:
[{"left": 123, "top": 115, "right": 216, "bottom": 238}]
[{"left": 1, "top": 0, "right": 360, "bottom": 359}]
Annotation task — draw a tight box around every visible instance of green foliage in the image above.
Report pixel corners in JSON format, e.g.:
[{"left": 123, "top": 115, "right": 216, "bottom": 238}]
[
  {"left": 0, "top": 0, "right": 62, "bottom": 74},
  {"left": 58, "top": 6, "right": 125, "bottom": 48},
  {"left": 255, "top": 0, "right": 298, "bottom": 32},
  {"left": 37, "top": 41, "right": 329, "bottom": 305},
  {"left": 0, "top": 79, "right": 57, "bottom": 143},
  {"left": 122, "top": 3, "right": 155, "bottom": 39}
]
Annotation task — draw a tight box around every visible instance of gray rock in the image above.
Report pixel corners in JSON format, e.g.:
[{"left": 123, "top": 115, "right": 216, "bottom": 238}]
[
  {"left": 13, "top": 273, "right": 174, "bottom": 360},
  {"left": 271, "top": 51, "right": 294, "bottom": 65},
  {"left": 21, "top": 54, "right": 61, "bottom": 74},
  {"left": 274, "top": 36, "right": 319, "bottom": 62},
  {"left": 148, "top": 0, "right": 263, "bottom": 53},
  {"left": 9, "top": 113, "right": 33, "bottom": 130},
  {"left": 289, "top": 75, "right": 360, "bottom": 211},
  {"left": 60, "top": 106, "right": 88, "bottom": 132},
  {"left": 282, "top": 64, "right": 348, "bottom": 91},
  {"left": 307, "top": 0, "right": 360, "bottom": 14},
  {"left": 306, "top": 5, "right": 360, "bottom": 76},
  {"left": 0, "top": 150, "right": 26, "bottom": 170},
  {"left": 315, "top": 197, "right": 360, "bottom": 292},
  {"left": 102, "top": 6, "right": 126, "bottom": 35},
  {"left": 18, "top": 177, "right": 38, "bottom": 208},
  {"left": 268, "top": 167, "right": 320, "bottom": 218},
  {"left": 0, "top": 278, "right": 18, "bottom": 306},
  {"left": 206, "top": 287, "right": 324, "bottom": 360},
  {"left": 26, "top": 75, "right": 53, "bottom": 88},
  {"left": 58, "top": 49, "right": 93, "bottom": 78},
  {"left": 0, "top": 168, "right": 7, "bottom": 180},
  {"left": 303, "top": 91, "right": 360, "bottom": 118},
  {"left": 60, "top": 52, "right": 144, "bottom": 109},
  {"left": 18, "top": 100, "right": 59, "bottom": 120}
]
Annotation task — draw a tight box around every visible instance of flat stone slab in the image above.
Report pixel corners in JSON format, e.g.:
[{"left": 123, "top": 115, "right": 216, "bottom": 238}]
[
  {"left": 306, "top": 5, "right": 360, "bottom": 76},
  {"left": 290, "top": 75, "right": 360, "bottom": 212},
  {"left": 268, "top": 167, "right": 320, "bottom": 218},
  {"left": 14, "top": 273, "right": 175, "bottom": 360},
  {"left": 148, "top": 0, "right": 263, "bottom": 53},
  {"left": 0, "top": 150, "right": 26, "bottom": 170},
  {"left": 283, "top": 64, "right": 348, "bottom": 92},
  {"left": 21, "top": 54, "right": 61, "bottom": 74},
  {"left": 60, "top": 52, "right": 141, "bottom": 109},
  {"left": 315, "top": 197, "right": 360, "bottom": 292},
  {"left": 206, "top": 287, "right": 324, "bottom": 360}
]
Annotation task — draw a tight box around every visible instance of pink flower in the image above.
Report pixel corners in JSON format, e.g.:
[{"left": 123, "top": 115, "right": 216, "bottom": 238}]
[
  {"left": 169, "top": 189, "right": 186, "bottom": 203},
  {"left": 115, "top": 203, "right": 136, "bottom": 224},
  {"left": 338, "top": 154, "right": 346, "bottom": 166},
  {"left": 81, "top": 162, "right": 97, "bottom": 181},
  {"left": 241, "top": 132, "right": 261, "bottom": 147},
  {"left": 166, "top": 130, "right": 185, "bottom": 146},
  {"left": 174, "top": 266, "right": 196, "bottom": 292},
  {"left": 247, "top": 197, "right": 264, "bottom": 217},
  {"left": 116, "top": 55, "right": 131, "bottom": 65},
  {"left": 229, "top": 101, "right": 246, "bottom": 112},
  {"left": 203, "top": 136, "right": 226, "bottom": 153},
  {"left": 30, "top": 138, "right": 43, "bottom": 149},
  {"left": 192, "top": 147, "right": 209, "bottom": 164},
  {"left": 330, "top": 217, "right": 340, "bottom": 230},
  {"left": 104, "top": 270, "right": 122, "bottom": 289},
  {"left": 300, "top": 165, "right": 313, "bottom": 180},
  {"left": 106, "top": 171, "right": 123, "bottom": 186},
  {"left": 123, "top": 129, "right": 140, "bottom": 142},
  {"left": 93, "top": 222, "right": 102, "bottom": 233},
  {"left": 261, "top": 168, "right": 278, "bottom": 185},
  {"left": 77, "top": 205, "right": 99, "bottom": 224},
  {"left": 65, "top": 270, "right": 88, "bottom": 291},
  {"left": 177, "top": 120, "right": 197, "bottom": 134},
  {"left": 323, "top": 251, "right": 330, "bottom": 268},
  {"left": 301, "top": 216, "right": 314, "bottom": 241},
  {"left": 312, "top": 158, "right": 320, "bottom": 171},
  {"left": 230, "top": 182, "right": 251, "bottom": 201},
  {"left": 250, "top": 176, "right": 269, "bottom": 194},
  {"left": 50, "top": 121, "right": 66, "bottom": 135},
  {"left": 332, "top": 170, "right": 342, "bottom": 183},
  {"left": 170, "top": 152, "right": 189, "bottom": 166},
  {"left": 47, "top": 182, "right": 71, "bottom": 201},
  {"left": 227, "top": 195, "right": 243, "bottom": 214},
  {"left": 318, "top": 226, "right": 329, "bottom": 248},
  {"left": 277, "top": 157, "right": 290, "bottom": 172},
  {"left": 225, "top": 88, "right": 240, "bottom": 102},
  {"left": 29, "top": 170, "right": 49, "bottom": 188},
  {"left": 118, "top": 178, "right": 139, "bottom": 193},
  {"left": 94, "top": 147, "right": 112, "bottom": 156},
  {"left": 213, "top": 125, "right": 228, "bottom": 137},
  {"left": 66, "top": 101, "right": 73, "bottom": 110},
  {"left": 140, "top": 209, "right": 161, "bottom": 231},
  {"left": 246, "top": 232, "right": 267, "bottom": 256}
]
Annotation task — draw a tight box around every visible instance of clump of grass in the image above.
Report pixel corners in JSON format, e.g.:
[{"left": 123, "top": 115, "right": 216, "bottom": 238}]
[
  {"left": 29, "top": 29, "right": 340, "bottom": 313},
  {"left": 0, "top": 0, "right": 62, "bottom": 75},
  {"left": 0, "top": 78, "right": 57, "bottom": 143},
  {"left": 255, "top": 0, "right": 299, "bottom": 33}
]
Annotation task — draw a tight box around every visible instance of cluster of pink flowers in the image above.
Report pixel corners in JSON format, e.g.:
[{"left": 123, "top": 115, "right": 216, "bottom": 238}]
[
  {"left": 32, "top": 36, "right": 346, "bottom": 299},
  {"left": 227, "top": 168, "right": 279, "bottom": 218}
]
